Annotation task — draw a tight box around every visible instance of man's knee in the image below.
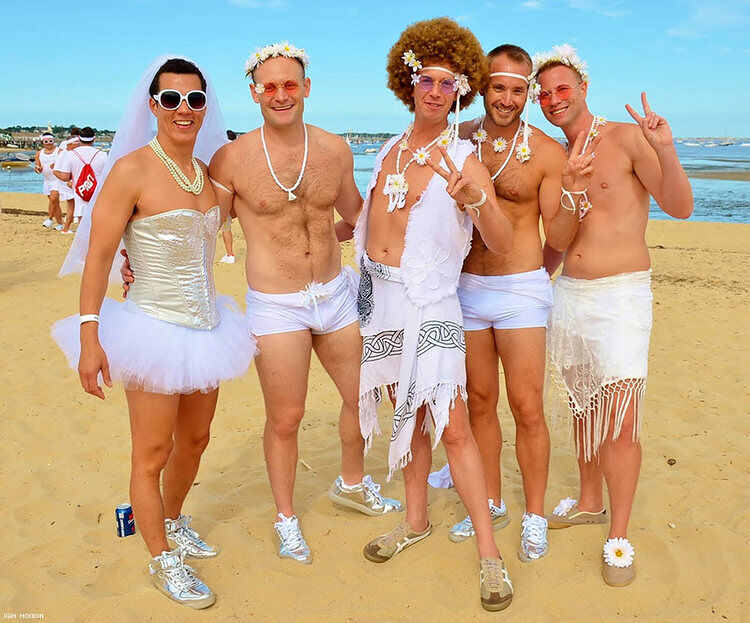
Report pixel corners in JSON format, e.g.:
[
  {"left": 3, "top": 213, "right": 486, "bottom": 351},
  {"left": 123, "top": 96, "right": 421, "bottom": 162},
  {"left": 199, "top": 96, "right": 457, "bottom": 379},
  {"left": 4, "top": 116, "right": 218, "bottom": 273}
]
[
  {"left": 466, "top": 382, "right": 499, "bottom": 420},
  {"left": 266, "top": 409, "right": 305, "bottom": 439},
  {"left": 133, "top": 441, "right": 174, "bottom": 476},
  {"left": 507, "top": 391, "right": 546, "bottom": 431}
]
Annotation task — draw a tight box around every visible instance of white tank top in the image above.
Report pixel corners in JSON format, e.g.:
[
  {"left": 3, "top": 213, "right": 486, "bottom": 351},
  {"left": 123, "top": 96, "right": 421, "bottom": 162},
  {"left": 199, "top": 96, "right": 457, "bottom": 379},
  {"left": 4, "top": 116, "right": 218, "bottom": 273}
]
[{"left": 39, "top": 149, "right": 57, "bottom": 183}]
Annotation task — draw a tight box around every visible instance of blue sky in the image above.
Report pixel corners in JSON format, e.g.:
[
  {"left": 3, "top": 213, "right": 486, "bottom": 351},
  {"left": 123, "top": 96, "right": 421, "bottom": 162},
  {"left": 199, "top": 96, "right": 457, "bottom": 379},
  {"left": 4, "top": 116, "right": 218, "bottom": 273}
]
[{"left": 2, "top": 0, "right": 748, "bottom": 137}]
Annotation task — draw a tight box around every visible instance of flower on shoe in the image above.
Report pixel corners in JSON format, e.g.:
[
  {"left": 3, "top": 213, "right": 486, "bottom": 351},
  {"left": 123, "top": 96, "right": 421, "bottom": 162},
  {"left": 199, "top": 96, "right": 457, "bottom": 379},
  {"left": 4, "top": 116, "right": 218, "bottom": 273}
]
[
  {"left": 472, "top": 128, "right": 488, "bottom": 143},
  {"left": 553, "top": 497, "right": 577, "bottom": 516},
  {"left": 492, "top": 137, "right": 508, "bottom": 153},
  {"left": 603, "top": 538, "right": 634, "bottom": 568}
]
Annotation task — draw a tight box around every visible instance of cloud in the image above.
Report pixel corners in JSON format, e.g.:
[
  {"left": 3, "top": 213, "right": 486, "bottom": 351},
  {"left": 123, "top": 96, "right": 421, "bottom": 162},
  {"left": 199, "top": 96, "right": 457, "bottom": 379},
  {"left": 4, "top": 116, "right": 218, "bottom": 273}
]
[
  {"left": 228, "top": 0, "right": 287, "bottom": 7},
  {"left": 521, "top": 1, "right": 542, "bottom": 8},
  {"left": 666, "top": 1, "right": 750, "bottom": 38},
  {"left": 454, "top": 13, "right": 474, "bottom": 21}
]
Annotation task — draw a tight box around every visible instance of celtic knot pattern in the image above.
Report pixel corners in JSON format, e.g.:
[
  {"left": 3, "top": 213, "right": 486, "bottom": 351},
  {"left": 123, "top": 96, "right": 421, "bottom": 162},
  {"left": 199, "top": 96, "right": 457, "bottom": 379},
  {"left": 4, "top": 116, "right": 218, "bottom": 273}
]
[
  {"left": 416, "top": 321, "right": 465, "bottom": 355},
  {"left": 362, "top": 330, "right": 404, "bottom": 363},
  {"left": 357, "top": 259, "right": 374, "bottom": 326}
]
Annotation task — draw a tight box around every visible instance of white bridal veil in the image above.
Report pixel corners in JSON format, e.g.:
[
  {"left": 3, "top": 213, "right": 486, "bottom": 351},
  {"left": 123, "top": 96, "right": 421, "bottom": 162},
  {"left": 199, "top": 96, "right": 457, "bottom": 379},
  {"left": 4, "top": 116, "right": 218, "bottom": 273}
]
[{"left": 59, "top": 54, "right": 228, "bottom": 279}]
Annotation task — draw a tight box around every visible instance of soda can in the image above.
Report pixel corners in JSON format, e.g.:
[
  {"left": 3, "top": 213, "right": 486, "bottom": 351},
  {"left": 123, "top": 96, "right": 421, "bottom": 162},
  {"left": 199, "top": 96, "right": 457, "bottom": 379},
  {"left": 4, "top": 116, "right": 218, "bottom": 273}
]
[{"left": 116, "top": 503, "right": 136, "bottom": 537}]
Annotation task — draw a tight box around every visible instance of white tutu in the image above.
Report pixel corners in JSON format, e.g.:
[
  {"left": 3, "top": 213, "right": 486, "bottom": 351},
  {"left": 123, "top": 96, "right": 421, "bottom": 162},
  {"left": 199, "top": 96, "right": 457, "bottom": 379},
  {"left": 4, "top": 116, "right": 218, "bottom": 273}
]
[{"left": 51, "top": 296, "right": 256, "bottom": 395}]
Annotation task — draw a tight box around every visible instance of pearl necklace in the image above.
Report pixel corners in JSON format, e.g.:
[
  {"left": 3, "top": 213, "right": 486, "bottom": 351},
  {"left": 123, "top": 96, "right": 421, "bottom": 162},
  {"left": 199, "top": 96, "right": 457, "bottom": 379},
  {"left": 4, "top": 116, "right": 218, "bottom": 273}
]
[
  {"left": 383, "top": 124, "right": 451, "bottom": 213},
  {"left": 148, "top": 137, "right": 204, "bottom": 195},
  {"left": 261, "top": 123, "right": 308, "bottom": 201},
  {"left": 472, "top": 118, "right": 529, "bottom": 181},
  {"left": 571, "top": 114, "right": 607, "bottom": 219}
]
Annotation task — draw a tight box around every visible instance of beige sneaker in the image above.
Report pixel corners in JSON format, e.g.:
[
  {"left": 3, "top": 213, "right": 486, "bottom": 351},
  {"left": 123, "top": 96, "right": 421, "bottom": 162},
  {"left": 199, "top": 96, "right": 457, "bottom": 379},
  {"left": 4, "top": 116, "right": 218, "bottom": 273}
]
[
  {"left": 479, "top": 557, "right": 513, "bottom": 612},
  {"left": 329, "top": 475, "right": 403, "bottom": 516},
  {"left": 363, "top": 521, "right": 431, "bottom": 563},
  {"left": 546, "top": 497, "right": 606, "bottom": 529}
]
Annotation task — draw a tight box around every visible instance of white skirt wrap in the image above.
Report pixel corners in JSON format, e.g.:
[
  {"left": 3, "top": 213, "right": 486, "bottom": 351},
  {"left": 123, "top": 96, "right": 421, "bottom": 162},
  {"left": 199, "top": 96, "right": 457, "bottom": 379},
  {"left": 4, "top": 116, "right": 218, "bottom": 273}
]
[
  {"left": 51, "top": 296, "right": 256, "bottom": 395},
  {"left": 546, "top": 270, "right": 653, "bottom": 460}
]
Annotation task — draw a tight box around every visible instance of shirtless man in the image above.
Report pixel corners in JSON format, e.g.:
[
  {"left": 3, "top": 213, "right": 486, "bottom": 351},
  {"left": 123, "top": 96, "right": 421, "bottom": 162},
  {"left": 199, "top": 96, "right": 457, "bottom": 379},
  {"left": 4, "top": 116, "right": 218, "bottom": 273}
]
[
  {"left": 437, "top": 44, "right": 595, "bottom": 563},
  {"left": 532, "top": 45, "right": 692, "bottom": 586},
  {"left": 208, "top": 43, "right": 401, "bottom": 563},
  {"left": 35, "top": 132, "right": 64, "bottom": 230}
]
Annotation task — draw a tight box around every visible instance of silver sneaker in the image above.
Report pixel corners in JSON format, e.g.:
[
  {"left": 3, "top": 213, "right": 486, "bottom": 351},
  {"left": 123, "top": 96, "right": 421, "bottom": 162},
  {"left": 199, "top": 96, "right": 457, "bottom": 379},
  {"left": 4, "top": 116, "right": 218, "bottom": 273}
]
[
  {"left": 329, "top": 475, "right": 403, "bottom": 516},
  {"left": 148, "top": 548, "right": 215, "bottom": 609},
  {"left": 449, "top": 499, "right": 510, "bottom": 543},
  {"left": 518, "top": 512, "right": 549, "bottom": 562},
  {"left": 274, "top": 513, "right": 313, "bottom": 564},
  {"left": 165, "top": 514, "right": 221, "bottom": 559}
]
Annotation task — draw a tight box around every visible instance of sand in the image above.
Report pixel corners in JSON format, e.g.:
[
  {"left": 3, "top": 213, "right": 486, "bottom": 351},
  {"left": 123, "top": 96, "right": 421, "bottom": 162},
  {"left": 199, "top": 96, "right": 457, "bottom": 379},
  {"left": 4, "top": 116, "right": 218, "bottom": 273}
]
[{"left": 0, "top": 200, "right": 748, "bottom": 622}]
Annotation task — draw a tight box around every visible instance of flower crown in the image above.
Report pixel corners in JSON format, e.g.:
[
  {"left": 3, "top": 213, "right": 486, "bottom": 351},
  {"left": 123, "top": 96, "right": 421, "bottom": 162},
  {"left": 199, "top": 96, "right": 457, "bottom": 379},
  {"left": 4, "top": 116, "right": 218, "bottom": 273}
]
[
  {"left": 529, "top": 43, "right": 589, "bottom": 102},
  {"left": 244, "top": 41, "right": 310, "bottom": 78},
  {"left": 402, "top": 49, "right": 471, "bottom": 96}
]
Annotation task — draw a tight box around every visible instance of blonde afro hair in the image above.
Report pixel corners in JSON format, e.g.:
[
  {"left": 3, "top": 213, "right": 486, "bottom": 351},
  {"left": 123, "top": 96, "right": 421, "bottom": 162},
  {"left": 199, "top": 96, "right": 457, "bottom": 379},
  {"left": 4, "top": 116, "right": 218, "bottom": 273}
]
[{"left": 387, "top": 17, "right": 487, "bottom": 112}]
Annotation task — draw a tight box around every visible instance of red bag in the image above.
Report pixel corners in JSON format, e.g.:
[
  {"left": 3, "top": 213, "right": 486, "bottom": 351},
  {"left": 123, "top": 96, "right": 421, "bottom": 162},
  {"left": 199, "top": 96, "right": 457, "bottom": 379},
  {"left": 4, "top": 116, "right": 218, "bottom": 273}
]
[{"left": 73, "top": 150, "right": 99, "bottom": 201}]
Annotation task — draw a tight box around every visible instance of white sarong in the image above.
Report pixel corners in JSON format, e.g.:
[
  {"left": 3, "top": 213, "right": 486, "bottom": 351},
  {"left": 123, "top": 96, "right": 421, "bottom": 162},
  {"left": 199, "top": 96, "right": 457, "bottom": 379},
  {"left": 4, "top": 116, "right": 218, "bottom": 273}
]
[
  {"left": 547, "top": 270, "right": 653, "bottom": 460},
  {"left": 358, "top": 253, "right": 467, "bottom": 479}
]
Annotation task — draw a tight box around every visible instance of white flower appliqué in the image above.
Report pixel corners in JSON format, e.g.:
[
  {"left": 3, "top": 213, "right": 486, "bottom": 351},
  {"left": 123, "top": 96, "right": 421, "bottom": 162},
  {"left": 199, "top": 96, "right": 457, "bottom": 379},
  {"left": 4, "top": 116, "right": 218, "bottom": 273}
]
[
  {"left": 383, "top": 173, "right": 409, "bottom": 212},
  {"left": 516, "top": 143, "right": 532, "bottom": 163},
  {"left": 553, "top": 497, "right": 577, "bottom": 517},
  {"left": 406, "top": 241, "right": 452, "bottom": 290},
  {"left": 492, "top": 137, "right": 508, "bottom": 153},
  {"left": 414, "top": 148, "right": 430, "bottom": 165},
  {"left": 603, "top": 538, "right": 635, "bottom": 568}
]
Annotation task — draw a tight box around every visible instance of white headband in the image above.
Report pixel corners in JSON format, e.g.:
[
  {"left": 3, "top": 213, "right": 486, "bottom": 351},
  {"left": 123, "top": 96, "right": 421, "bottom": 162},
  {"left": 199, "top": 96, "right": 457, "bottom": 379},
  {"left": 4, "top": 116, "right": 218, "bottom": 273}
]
[
  {"left": 79, "top": 136, "right": 95, "bottom": 142},
  {"left": 489, "top": 71, "right": 529, "bottom": 83}
]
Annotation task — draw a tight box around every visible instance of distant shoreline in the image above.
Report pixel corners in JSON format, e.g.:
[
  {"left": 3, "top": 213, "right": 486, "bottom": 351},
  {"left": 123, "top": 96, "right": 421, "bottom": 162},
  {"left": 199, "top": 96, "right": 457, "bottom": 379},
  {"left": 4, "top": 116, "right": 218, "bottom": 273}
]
[{"left": 686, "top": 171, "right": 750, "bottom": 181}]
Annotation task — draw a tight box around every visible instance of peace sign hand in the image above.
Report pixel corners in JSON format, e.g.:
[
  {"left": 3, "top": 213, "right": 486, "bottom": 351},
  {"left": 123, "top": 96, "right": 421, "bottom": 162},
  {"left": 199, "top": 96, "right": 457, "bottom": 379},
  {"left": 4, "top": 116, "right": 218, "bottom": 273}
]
[
  {"left": 626, "top": 91, "right": 673, "bottom": 150},
  {"left": 562, "top": 130, "right": 600, "bottom": 192},
  {"left": 427, "top": 146, "right": 485, "bottom": 209}
]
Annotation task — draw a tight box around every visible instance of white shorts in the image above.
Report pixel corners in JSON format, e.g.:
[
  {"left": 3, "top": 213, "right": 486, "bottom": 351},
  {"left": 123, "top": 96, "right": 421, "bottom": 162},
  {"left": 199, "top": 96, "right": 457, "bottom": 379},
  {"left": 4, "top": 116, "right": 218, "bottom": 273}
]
[
  {"left": 245, "top": 269, "right": 359, "bottom": 337},
  {"left": 458, "top": 268, "right": 553, "bottom": 331},
  {"left": 56, "top": 179, "right": 75, "bottom": 201},
  {"left": 73, "top": 195, "right": 86, "bottom": 218},
  {"left": 43, "top": 179, "right": 58, "bottom": 196}
]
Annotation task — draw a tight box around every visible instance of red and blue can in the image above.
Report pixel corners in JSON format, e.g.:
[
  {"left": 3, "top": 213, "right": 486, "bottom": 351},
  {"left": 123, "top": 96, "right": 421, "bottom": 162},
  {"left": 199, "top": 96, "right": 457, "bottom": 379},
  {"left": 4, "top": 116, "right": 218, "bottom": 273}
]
[{"left": 116, "top": 503, "right": 136, "bottom": 537}]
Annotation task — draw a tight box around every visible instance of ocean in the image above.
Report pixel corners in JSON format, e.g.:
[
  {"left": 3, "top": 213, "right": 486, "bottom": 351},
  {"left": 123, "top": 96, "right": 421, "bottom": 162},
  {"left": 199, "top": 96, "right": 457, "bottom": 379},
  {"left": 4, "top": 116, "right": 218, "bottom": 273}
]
[{"left": 3, "top": 142, "right": 749, "bottom": 223}]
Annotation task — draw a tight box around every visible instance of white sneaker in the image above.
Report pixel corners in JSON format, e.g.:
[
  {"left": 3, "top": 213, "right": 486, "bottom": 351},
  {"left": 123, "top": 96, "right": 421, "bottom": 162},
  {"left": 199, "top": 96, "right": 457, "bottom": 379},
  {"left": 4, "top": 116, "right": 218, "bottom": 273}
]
[
  {"left": 60, "top": 229, "right": 74, "bottom": 235},
  {"left": 219, "top": 254, "right": 235, "bottom": 264},
  {"left": 165, "top": 514, "right": 221, "bottom": 559},
  {"left": 148, "top": 548, "right": 215, "bottom": 609},
  {"left": 518, "top": 512, "right": 549, "bottom": 562},
  {"left": 274, "top": 513, "right": 312, "bottom": 564},
  {"left": 449, "top": 498, "right": 509, "bottom": 543},
  {"left": 54, "top": 224, "right": 64, "bottom": 231},
  {"left": 42, "top": 218, "right": 53, "bottom": 228}
]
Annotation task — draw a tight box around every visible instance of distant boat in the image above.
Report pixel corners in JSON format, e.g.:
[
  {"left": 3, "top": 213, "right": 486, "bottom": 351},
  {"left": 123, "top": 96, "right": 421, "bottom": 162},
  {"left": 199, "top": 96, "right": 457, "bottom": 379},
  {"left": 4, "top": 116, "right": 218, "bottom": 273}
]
[
  {"left": 704, "top": 143, "right": 718, "bottom": 147},
  {"left": 364, "top": 147, "right": 378, "bottom": 153},
  {"left": 718, "top": 141, "right": 735, "bottom": 146},
  {"left": 683, "top": 142, "right": 700, "bottom": 146},
  {"left": 740, "top": 143, "right": 750, "bottom": 147},
  {"left": 0, "top": 153, "right": 31, "bottom": 168}
]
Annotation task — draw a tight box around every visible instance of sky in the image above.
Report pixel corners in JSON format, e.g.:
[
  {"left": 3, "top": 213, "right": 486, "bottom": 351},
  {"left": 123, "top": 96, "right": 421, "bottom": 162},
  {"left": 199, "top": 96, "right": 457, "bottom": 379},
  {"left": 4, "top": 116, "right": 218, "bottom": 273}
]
[{"left": 2, "top": 0, "right": 748, "bottom": 137}]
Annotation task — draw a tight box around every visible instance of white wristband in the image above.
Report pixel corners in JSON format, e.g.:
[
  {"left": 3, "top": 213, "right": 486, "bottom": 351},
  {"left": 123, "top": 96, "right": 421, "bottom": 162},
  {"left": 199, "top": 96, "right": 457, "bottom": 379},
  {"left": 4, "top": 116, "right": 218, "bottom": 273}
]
[
  {"left": 560, "top": 187, "right": 587, "bottom": 212},
  {"left": 462, "top": 188, "right": 487, "bottom": 218},
  {"left": 79, "top": 314, "right": 100, "bottom": 325}
]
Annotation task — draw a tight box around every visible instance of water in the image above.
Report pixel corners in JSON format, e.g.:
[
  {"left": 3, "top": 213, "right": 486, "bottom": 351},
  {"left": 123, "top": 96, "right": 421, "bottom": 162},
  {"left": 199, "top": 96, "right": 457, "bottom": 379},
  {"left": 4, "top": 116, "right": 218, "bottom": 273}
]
[{"left": 4, "top": 142, "right": 749, "bottom": 223}]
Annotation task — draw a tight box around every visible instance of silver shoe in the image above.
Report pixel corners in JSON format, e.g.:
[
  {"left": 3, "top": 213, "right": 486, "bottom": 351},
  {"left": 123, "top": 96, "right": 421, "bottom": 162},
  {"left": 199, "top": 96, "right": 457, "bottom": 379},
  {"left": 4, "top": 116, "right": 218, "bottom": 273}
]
[
  {"left": 329, "top": 475, "right": 403, "bottom": 516},
  {"left": 165, "top": 514, "right": 221, "bottom": 559},
  {"left": 148, "top": 548, "right": 215, "bottom": 609},
  {"left": 449, "top": 499, "right": 510, "bottom": 543},
  {"left": 518, "top": 512, "right": 549, "bottom": 562},
  {"left": 274, "top": 513, "right": 313, "bottom": 564}
]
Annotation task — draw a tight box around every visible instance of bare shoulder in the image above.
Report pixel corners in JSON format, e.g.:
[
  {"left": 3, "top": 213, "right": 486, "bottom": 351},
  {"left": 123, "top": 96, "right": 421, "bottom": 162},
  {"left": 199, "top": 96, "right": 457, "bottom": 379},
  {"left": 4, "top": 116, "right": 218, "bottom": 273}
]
[
  {"left": 607, "top": 121, "right": 645, "bottom": 157},
  {"left": 459, "top": 117, "right": 481, "bottom": 140},
  {"left": 308, "top": 124, "right": 348, "bottom": 152},
  {"left": 112, "top": 146, "right": 151, "bottom": 178},
  {"left": 530, "top": 124, "right": 565, "bottom": 155}
]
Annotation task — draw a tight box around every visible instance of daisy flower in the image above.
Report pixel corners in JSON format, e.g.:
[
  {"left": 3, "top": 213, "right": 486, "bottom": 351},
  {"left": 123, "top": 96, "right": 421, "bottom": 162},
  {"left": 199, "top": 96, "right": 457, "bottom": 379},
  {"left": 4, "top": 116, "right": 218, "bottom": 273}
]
[
  {"left": 254, "top": 83, "right": 265, "bottom": 94},
  {"left": 411, "top": 73, "right": 420, "bottom": 86},
  {"left": 552, "top": 497, "right": 577, "bottom": 517},
  {"left": 603, "top": 538, "right": 635, "bottom": 568},
  {"left": 472, "top": 128, "right": 488, "bottom": 143},
  {"left": 492, "top": 137, "right": 508, "bottom": 153},
  {"left": 455, "top": 74, "right": 471, "bottom": 96},
  {"left": 516, "top": 143, "right": 532, "bottom": 162},
  {"left": 580, "top": 199, "right": 593, "bottom": 217},
  {"left": 414, "top": 148, "right": 429, "bottom": 165}
]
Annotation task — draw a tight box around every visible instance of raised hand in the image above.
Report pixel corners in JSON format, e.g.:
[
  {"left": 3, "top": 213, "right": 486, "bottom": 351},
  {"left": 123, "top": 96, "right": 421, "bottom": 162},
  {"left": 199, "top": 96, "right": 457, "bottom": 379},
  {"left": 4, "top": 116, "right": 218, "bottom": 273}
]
[
  {"left": 427, "top": 146, "right": 485, "bottom": 209},
  {"left": 626, "top": 91, "right": 673, "bottom": 150},
  {"left": 563, "top": 130, "right": 600, "bottom": 191}
]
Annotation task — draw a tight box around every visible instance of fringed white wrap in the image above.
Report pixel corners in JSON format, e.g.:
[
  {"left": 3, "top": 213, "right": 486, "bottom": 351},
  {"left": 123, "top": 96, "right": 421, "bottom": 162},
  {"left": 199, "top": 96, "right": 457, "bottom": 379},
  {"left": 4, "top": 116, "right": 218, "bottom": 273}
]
[{"left": 546, "top": 270, "right": 653, "bottom": 460}]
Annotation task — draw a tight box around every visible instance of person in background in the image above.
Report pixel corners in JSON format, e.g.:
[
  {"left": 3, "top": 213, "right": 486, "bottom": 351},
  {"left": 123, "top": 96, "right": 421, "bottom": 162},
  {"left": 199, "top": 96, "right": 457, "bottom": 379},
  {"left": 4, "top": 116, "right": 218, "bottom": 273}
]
[{"left": 35, "top": 132, "right": 64, "bottom": 230}]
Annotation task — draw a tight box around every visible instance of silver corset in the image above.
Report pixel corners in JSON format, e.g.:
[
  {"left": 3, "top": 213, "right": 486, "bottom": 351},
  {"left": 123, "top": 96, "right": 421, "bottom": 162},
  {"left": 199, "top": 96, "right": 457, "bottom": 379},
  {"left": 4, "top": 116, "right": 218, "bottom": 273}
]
[{"left": 122, "top": 206, "right": 221, "bottom": 330}]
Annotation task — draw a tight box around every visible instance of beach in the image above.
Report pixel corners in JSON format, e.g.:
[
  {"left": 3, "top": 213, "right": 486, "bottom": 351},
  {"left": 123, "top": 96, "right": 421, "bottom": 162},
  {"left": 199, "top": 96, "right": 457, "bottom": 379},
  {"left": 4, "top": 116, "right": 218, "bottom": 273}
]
[{"left": 0, "top": 199, "right": 747, "bottom": 621}]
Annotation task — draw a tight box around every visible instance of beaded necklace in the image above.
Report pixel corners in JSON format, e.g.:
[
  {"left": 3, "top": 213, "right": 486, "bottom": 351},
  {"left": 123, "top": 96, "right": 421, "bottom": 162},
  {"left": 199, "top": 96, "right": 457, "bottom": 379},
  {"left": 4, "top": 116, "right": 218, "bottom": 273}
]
[
  {"left": 261, "top": 123, "right": 308, "bottom": 201},
  {"left": 149, "top": 137, "right": 204, "bottom": 195},
  {"left": 383, "top": 124, "right": 451, "bottom": 212}
]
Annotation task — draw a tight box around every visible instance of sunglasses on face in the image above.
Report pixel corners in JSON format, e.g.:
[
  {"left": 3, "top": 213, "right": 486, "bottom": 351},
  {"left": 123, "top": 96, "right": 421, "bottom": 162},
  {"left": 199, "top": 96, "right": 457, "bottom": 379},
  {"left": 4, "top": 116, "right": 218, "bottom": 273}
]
[
  {"left": 538, "top": 83, "right": 581, "bottom": 107},
  {"left": 42, "top": 140, "right": 54, "bottom": 144},
  {"left": 415, "top": 75, "right": 457, "bottom": 96},
  {"left": 254, "top": 80, "right": 302, "bottom": 97},
  {"left": 152, "top": 89, "right": 207, "bottom": 111}
]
